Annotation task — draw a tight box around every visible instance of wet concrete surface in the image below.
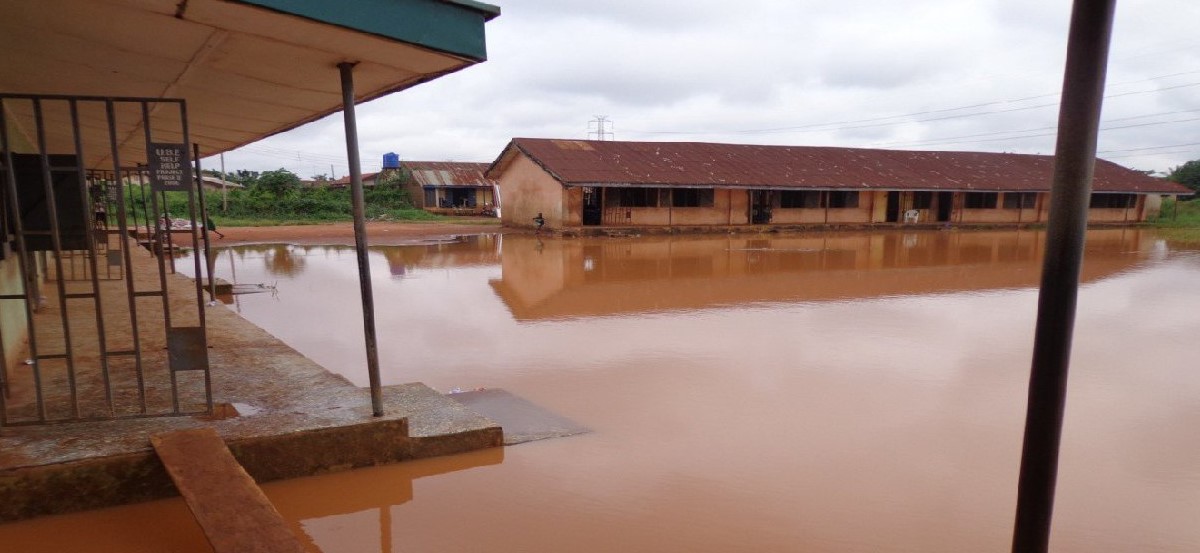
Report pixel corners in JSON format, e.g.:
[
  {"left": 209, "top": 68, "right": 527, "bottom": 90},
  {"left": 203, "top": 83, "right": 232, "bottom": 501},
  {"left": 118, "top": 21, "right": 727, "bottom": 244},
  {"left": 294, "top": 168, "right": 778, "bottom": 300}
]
[
  {"left": 0, "top": 235, "right": 501, "bottom": 522},
  {"left": 447, "top": 388, "right": 589, "bottom": 445},
  {"left": 4, "top": 228, "right": 1200, "bottom": 552}
]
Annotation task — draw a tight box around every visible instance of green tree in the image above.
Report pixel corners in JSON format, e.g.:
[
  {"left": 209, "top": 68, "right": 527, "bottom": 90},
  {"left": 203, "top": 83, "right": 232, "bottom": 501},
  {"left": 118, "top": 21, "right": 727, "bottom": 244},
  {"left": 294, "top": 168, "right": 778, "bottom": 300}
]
[
  {"left": 255, "top": 168, "right": 301, "bottom": 199},
  {"left": 1167, "top": 160, "right": 1200, "bottom": 193},
  {"left": 374, "top": 167, "right": 411, "bottom": 188}
]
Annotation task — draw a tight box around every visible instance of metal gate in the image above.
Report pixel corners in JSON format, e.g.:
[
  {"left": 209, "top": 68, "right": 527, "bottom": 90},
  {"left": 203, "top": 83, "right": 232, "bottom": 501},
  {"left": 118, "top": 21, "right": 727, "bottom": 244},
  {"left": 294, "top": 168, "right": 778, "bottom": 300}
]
[{"left": 0, "top": 93, "right": 212, "bottom": 425}]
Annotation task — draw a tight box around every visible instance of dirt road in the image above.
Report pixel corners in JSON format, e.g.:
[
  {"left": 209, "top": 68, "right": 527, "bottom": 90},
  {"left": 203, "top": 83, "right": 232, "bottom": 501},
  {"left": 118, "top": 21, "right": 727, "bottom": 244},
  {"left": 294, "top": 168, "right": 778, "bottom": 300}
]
[{"left": 216, "top": 220, "right": 506, "bottom": 246}]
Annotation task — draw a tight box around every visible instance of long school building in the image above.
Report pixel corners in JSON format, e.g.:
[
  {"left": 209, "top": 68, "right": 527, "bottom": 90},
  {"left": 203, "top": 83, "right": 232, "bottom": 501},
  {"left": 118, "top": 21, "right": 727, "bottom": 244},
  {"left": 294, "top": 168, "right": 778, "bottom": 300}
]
[{"left": 486, "top": 138, "right": 1191, "bottom": 231}]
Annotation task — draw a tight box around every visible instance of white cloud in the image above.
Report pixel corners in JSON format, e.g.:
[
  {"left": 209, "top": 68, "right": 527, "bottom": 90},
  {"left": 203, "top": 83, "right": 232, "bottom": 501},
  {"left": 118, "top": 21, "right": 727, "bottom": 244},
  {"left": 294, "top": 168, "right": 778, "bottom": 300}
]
[{"left": 212, "top": 0, "right": 1200, "bottom": 179}]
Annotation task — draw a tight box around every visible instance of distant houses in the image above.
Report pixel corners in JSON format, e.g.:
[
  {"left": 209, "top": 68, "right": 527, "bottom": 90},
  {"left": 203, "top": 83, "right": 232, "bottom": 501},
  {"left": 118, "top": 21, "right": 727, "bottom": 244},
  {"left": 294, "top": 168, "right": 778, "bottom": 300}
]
[
  {"left": 398, "top": 161, "right": 498, "bottom": 214},
  {"left": 324, "top": 155, "right": 499, "bottom": 216},
  {"left": 485, "top": 138, "right": 1192, "bottom": 231}
]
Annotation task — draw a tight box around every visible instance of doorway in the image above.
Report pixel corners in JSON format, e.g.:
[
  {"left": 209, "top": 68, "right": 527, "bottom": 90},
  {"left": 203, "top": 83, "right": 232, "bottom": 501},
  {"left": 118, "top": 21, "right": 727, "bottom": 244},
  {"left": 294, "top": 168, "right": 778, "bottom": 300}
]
[
  {"left": 582, "top": 187, "right": 601, "bottom": 226},
  {"left": 885, "top": 191, "right": 901, "bottom": 223},
  {"left": 749, "top": 190, "right": 773, "bottom": 224},
  {"left": 937, "top": 192, "right": 954, "bottom": 222}
]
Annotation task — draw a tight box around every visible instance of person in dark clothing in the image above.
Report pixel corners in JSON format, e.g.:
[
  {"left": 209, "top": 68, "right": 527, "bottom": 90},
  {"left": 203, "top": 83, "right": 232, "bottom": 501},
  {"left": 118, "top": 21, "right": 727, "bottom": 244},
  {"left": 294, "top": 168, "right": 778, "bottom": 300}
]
[
  {"left": 206, "top": 216, "right": 224, "bottom": 239},
  {"left": 532, "top": 212, "right": 545, "bottom": 235}
]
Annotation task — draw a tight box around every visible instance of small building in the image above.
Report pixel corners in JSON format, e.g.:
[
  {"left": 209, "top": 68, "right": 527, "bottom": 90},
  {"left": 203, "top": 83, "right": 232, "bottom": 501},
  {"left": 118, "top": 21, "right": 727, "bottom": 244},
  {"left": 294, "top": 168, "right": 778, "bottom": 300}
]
[
  {"left": 329, "top": 171, "right": 383, "bottom": 188},
  {"left": 199, "top": 175, "right": 246, "bottom": 192},
  {"left": 486, "top": 138, "right": 1191, "bottom": 231},
  {"left": 400, "top": 161, "right": 498, "bottom": 214}
]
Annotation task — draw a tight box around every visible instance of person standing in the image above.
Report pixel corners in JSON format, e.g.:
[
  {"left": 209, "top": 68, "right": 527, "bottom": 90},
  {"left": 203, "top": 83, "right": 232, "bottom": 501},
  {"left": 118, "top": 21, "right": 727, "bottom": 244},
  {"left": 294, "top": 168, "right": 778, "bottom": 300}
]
[
  {"left": 206, "top": 216, "right": 225, "bottom": 239},
  {"left": 532, "top": 212, "right": 545, "bottom": 235}
]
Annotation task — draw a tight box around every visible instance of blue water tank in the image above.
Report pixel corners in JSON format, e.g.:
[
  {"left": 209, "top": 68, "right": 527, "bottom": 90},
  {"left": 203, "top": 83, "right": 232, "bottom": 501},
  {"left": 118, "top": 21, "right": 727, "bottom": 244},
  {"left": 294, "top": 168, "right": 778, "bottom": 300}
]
[{"left": 382, "top": 152, "right": 400, "bottom": 169}]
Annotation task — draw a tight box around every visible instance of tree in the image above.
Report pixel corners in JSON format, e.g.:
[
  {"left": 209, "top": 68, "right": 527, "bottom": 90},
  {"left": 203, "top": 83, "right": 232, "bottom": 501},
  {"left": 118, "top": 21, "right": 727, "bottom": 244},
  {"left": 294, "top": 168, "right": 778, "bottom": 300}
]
[
  {"left": 1166, "top": 160, "right": 1200, "bottom": 194},
  {"left": 375, "top": 168, "right": 411, "bottom": 188},
  {"left": 255, "top": 168, "right": 301, "bottom": 198}
]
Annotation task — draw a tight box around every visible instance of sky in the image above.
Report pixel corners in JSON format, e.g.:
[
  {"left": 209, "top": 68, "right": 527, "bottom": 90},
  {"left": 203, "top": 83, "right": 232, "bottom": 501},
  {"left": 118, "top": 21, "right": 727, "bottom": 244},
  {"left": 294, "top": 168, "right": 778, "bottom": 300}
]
[{"left": 209, "top": 0, "right": 1200, "bottom": 180}]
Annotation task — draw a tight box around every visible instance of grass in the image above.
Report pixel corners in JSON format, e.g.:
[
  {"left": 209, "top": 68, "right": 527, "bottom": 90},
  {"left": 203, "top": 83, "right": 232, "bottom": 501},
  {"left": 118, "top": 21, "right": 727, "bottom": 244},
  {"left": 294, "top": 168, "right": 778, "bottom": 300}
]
[
  {"left": 1148, "top": 198, "right": 1200, "bottom": 245},
  {"left": 120, "top": 183, "right": 456, "bottom": 227}
]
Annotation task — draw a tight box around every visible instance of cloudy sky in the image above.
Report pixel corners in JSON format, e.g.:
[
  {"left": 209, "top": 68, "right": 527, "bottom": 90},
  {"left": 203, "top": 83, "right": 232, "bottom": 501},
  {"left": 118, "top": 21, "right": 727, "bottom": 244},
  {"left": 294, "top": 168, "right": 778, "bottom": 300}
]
[{"left": 211, "top": 0, "right": 1200, "bottom": 179}]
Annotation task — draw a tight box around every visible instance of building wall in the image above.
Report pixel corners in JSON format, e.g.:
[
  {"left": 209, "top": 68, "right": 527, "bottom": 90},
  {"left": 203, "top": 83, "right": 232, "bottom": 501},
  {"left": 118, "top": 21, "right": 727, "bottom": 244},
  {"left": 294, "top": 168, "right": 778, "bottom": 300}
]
[
  {"left": 2, "top": 118, "right": 35, "bottom": 372},
  {"left": 496, "top": 151, "right": 1168, "bottom": 229},
  {"left": 1144, "top": 194, "right": 1165, "bottom": 219},
  {"left": 1, "top": 257, "right": 26, "bottom": 372},
  {"left": 498, "top": 154, "right": 567, "bottom": 229}
]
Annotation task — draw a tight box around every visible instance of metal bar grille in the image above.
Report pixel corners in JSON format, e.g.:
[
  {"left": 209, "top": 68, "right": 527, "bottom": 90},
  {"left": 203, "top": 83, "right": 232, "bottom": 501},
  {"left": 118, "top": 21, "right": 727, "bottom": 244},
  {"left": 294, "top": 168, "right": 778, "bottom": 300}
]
[{"left": 0, "top": 93, "right": 212, "bottom": 425}]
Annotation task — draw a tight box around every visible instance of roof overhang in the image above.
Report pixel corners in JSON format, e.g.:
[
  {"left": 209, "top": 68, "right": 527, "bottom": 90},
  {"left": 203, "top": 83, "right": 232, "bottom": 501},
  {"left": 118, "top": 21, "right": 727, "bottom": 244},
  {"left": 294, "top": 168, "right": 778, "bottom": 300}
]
[{"left": 0, "top": 0, "right": 499, "bottom": 169}]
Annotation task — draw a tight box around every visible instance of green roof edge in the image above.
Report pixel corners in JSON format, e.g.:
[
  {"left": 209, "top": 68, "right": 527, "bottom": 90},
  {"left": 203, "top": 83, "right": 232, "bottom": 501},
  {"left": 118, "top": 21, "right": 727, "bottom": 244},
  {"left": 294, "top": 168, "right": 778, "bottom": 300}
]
[{"left": 232, "top": 0, "right": 498, "bottom": 61}]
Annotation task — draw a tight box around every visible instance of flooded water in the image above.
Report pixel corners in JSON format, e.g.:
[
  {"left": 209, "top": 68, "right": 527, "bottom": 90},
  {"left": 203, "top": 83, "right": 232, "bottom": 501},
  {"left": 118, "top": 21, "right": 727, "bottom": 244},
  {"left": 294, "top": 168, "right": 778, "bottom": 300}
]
[{"left": 4, "top": 228, "right": 1200, "bottom": 552}]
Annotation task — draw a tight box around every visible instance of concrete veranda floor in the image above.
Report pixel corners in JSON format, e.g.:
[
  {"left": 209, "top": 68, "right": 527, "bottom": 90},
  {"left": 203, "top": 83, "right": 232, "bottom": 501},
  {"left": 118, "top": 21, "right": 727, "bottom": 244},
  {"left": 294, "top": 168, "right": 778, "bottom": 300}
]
[{"left": 0, "top": 233, "right": 501, "bottom": 522}]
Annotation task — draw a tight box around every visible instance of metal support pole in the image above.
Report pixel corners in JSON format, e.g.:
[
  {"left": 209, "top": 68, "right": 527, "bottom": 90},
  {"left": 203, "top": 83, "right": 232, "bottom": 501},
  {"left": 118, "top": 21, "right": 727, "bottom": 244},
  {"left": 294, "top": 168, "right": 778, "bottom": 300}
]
[
  {"left": 338, "top": 61, "right": 385, "bottom": 417},
  {"left": 194, "top": 143, "right": 217, "bottom": 304},
  {"left": 1011, "top": 1, "right": 1116, "bottom": 552}
]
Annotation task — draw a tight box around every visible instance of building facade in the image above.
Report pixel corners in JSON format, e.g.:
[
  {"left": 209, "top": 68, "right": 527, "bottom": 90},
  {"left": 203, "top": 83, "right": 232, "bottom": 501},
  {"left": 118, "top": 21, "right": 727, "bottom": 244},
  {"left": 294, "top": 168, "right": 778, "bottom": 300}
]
[
  {"left": 486, "top": 139, "right": 1191, "bottom": 231},
  {"left": 400, "top": 161, "right": 498, "bottom": 214}
]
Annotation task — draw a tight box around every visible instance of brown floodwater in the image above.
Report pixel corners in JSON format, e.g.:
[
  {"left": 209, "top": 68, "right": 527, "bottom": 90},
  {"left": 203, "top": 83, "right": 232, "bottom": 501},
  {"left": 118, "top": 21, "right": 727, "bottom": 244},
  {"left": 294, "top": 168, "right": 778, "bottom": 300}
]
[{"left": 3, "top": 228, "right": 1200, "bottom": 552}]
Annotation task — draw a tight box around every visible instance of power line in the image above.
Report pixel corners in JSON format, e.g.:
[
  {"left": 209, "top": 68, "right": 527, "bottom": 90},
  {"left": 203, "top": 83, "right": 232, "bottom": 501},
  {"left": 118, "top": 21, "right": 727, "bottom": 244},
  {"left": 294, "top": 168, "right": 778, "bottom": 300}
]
[
  {"left": 877, "top": 108, "right": 1200, "bottom": 149},
  {"left": 622, "top": 72, "right": 1200, "bottom": 137}
]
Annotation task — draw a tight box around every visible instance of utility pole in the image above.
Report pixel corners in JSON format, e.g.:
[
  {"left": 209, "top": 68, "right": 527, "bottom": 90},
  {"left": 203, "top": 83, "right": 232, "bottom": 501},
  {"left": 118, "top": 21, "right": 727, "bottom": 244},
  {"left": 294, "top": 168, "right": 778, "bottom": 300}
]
[{"left": 588, "top": 115, "right": 614, "bottom": 141}]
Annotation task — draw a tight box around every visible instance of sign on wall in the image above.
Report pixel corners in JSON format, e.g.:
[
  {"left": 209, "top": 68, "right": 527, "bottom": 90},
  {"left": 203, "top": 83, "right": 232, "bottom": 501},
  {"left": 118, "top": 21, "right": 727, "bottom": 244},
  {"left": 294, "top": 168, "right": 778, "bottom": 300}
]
[{"left": 148, "top": 143, "right": 192, "bottom": 192}]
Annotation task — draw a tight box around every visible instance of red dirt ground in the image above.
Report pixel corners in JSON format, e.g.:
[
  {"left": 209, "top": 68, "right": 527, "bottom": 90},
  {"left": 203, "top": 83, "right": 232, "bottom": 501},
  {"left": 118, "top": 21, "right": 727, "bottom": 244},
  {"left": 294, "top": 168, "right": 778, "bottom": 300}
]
[{"left": 217, "top": 220, "right": 507, "bottom": 246}]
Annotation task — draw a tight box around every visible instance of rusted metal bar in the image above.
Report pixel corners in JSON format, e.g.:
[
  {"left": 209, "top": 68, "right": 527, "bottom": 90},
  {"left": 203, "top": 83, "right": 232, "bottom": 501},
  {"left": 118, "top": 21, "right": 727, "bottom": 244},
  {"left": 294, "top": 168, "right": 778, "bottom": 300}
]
[
  {"left": 34, "top": 98, "right": 84, "bottom": 418},
  {"left": 109, "top": 100, "right": 148, "bottom": 414},
  {"left": 140, "top": 102, "right": 179, "bottom": 414},
  {"left": 187, "top": 134, "right": 214, "bottom": 414},
  {"left": 1011, "top": 1, "right": 1117, "bottom": 552},
  {"left": 338, "top": 61, "right": 385, "bottom": 417},
  {"left": 137, "top": 167, "right": 151, "bottom": 240},
  {"left": 1, "top": 99, "right": 48, "bottom": 422},
  {"left": 193, "top": 143, "right": 217, "bottom": 305},
  {"left": 70, "top": 99, "right": 114, "bottom": 413}
]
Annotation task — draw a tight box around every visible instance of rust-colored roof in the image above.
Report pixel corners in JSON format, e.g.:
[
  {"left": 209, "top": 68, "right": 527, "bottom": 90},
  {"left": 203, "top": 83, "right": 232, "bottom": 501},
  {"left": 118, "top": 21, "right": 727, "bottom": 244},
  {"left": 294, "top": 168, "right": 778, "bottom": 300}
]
[
  {"left": 495, "top": 138, "right": 1189, "bottom": 194},
  {"left": 330, "top": 171, "right": 380, "bottom": 186},
  {"left": 400, "top": 161, "right": 496, "bottom": 188}
]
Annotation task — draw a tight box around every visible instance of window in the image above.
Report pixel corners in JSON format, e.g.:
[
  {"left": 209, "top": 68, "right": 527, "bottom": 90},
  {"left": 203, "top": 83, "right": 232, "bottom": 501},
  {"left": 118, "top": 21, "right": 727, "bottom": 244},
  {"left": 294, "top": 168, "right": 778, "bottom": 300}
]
[
  {"left": 779, "top": 190, "right": 821, "bottom": 208},
  {"left": 1089, "top": 193, "right": 1136, "bottom": 208},
  {"left": 964, "top": 192, "right": 998, "bottom": 209},
  {"left": 672, "top": 188, "right": 715, "bottom": 207},
  {"left": 1003, "top": 192, "right": 1037, "bottom": 209},
  {"left": 825, "top": 191, "right": 859, "bottom": 208},
  {"left": 606, "top": 187, "right": 662, "bottom": 207},
  {"left": 911, "top": 191, "right": 933, "bottom": 209}
]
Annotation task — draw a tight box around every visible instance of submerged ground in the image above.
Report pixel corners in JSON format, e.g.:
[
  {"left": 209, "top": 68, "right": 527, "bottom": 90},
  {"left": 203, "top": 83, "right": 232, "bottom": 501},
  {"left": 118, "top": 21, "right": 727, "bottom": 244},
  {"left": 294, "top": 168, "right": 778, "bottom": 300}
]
[{"left": 2, "top": 226, "right": 1198, "bottom": 552}]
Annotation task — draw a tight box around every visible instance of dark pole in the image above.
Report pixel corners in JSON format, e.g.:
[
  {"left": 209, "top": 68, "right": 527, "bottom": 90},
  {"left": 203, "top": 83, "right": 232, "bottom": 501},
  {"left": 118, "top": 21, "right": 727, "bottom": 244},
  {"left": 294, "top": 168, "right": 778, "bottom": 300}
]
[
  {"left": 338, "top": 61, "right": 385, "bottom": 417},
  {"left": 1011, "top": 1, "right": 1116, "bottom": 552},
  {"left": 194, "top": 143, "right": 217, "bottom": 304}
]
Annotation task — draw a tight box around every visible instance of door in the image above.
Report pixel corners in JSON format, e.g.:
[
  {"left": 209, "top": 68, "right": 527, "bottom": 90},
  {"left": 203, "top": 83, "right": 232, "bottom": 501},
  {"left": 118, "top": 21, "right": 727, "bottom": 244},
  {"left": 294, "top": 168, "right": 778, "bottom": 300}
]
[
  {"left": 749, "top": 190, "right": 773, "bottom": 224},
  {"left": 885, "top": 191, "right": 901, "bottom": 222},
  {"left": 582, "top": 187, "right": 601, "bottom": 226},
  {"left": 937, "top": 192, "right": 953, "bottom": 222}
]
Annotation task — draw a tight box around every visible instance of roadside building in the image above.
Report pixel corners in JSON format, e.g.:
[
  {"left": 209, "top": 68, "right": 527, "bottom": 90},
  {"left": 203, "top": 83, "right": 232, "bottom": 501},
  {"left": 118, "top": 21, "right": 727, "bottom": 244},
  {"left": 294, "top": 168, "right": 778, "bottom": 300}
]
[
  {"left": 329, "top": 171, "right": 383, "bottom": 188},
  {"left": 486, "top": 138, "right": 1191, "bottom": 231},
  {"left": 400, "top": 161, "right": 498, "bottom": 214}
]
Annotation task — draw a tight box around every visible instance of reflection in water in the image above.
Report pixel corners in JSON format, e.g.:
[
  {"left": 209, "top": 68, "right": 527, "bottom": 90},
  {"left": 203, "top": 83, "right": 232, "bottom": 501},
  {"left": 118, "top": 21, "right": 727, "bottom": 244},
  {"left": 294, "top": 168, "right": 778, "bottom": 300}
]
[
  {"left": 491, "top": 229, "right": 1144, "bottom": 320},
  {"left": 5, "top": 229, "right": 1199, "bottom": 553},
  {"left": 264, "top": 244, "right": 306, "bottom": 276}
]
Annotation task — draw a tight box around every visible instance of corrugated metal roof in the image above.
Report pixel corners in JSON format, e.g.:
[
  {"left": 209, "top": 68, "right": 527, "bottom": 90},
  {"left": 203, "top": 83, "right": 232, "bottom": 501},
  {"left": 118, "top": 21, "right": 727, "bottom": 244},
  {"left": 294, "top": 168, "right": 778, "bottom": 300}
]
[
  {"left": 503, "top": 138, "right": 1190, "bottom": 194},
  {"left": 330, "top": 171, "right": 380, "bottom": 186},
  {"left": 401, "top": 161, "right": 496, "bottom": 187}
]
